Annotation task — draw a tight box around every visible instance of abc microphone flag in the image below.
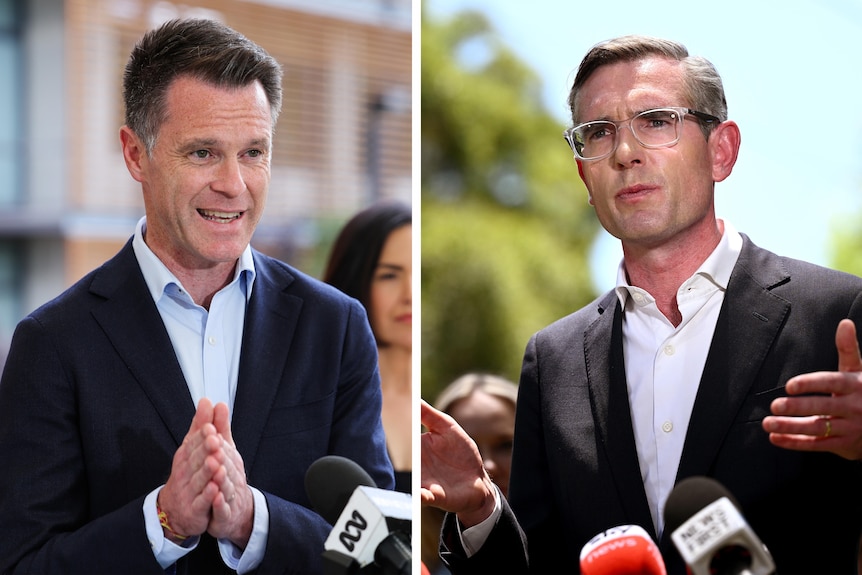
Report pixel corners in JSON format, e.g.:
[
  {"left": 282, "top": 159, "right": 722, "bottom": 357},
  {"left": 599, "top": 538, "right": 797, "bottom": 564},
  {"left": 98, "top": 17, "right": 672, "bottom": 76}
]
[
  {"left": 305, "top": 455, "right": 412, "bottom": 575},
  {"left": 323, "top": 484, "right": 411, "bottom": 568}
]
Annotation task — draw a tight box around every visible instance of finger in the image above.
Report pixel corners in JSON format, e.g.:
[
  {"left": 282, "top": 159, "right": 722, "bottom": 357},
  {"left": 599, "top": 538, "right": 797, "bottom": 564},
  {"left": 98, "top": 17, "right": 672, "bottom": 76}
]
[
  {"left": 211, "top": 489, "right": 232, "bottom": 523},
  {"left": 770, "top": 394, "right": 845, "bottom": 417},
  {"left": 187, "top": 451, "right": 223, "bottom": 496},
  {"left": 191, "top": 480, "right": 220, "bottom": 517},
  {"left": 183, "top": 424, "right": 223, "bottom": 474},
  {"left": 786, "top": 370, "right": 862, "bottom": 397},
  {"left": 767, "top": 432, "right": 831, "bottom": 453},
  {"left": 191, "top": 398, "right": 215, "bottom": 434},
  {"left": 213, "top": 432, "right": 246, "bottom": 479},
  {"left": 212, "top": 402, "right": 234, "bottom": 446},
  {"left": 421, "top": 399, "right": 456, "bottom": 432},
  {"left": 836, "top": 319, "right": 862, "bottom": 373},
  {"left": 763, "top": 414, "right": 829, "bottom": 437},
  {"left": 210, "top": 440, "right": 247, "bottom": 505}
]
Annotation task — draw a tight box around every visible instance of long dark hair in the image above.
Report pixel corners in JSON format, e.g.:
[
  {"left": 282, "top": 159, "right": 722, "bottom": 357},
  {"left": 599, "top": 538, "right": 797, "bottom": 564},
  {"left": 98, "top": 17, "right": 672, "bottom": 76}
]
[{"left": 323, "top": 200, "right": 412, "bottom": 313}]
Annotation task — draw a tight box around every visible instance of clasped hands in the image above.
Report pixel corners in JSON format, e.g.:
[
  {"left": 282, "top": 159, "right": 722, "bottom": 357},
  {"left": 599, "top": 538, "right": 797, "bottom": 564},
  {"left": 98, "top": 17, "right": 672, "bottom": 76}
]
[{"left": 158, "top": 398, "right": 254, "bottom": 548}]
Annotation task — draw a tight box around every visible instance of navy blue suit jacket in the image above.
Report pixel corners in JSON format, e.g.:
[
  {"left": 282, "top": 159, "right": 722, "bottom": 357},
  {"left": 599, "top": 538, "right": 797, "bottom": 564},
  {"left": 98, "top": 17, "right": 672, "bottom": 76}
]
[
  {"left": 0, "top": 240, "right": 394, "bottom": 574},
  {"left": 442, "top": 237, "right": 862, "bottom": 574}
]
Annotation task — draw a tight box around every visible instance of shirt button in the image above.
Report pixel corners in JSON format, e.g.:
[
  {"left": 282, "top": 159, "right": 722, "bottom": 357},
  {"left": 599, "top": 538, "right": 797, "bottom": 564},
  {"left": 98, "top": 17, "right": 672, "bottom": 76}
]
[
  {"left": 663, "top": 344, "right": 675, "bottom": 356},
  {"left": 208, "top": 336, "right": 217, "bottom": 346},
  {"left": 633, "top": 293, "right": 645, "bottom": 304},
  {"left": 662, "top": 421, "right": 673, "bottom": 433}
]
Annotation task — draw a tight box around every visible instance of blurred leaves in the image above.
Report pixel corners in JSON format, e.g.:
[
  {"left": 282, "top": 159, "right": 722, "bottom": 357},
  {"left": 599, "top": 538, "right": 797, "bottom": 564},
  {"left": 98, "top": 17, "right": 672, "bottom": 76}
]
[
  {"left": 421, "top": 8, "right": 599, "bottom": 400},
  {"left": 829, "top": 213, "right": 862, "bottom": 276}
]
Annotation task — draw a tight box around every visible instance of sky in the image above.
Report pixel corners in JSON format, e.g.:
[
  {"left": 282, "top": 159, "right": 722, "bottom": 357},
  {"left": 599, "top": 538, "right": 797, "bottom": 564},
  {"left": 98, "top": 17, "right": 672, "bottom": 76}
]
[{"left": 424, "top": 0, "right": 862, "bottom": 292}]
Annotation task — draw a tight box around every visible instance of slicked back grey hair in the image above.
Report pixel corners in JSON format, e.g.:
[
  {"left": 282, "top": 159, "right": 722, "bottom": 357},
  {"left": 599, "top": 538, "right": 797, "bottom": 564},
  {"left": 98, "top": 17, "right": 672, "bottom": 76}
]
[
  {"left": 567, "top": 35, "right": 726, "bottom": 138},
  {"left": 123, "top": 18, "right": 283, "bottom": 154}
]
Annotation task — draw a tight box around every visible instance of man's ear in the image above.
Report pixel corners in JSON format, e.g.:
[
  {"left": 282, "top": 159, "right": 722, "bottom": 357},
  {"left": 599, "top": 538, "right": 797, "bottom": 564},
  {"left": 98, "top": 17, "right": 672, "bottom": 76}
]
[
  {"left": 709, "top": 120, "right": 741, "bottom": 183},
  {"left": 119, "top": 125, "right": 146, "bottom": 183},
  {"left": 576, "top": 158, "right": 594, "bottom": 205}
]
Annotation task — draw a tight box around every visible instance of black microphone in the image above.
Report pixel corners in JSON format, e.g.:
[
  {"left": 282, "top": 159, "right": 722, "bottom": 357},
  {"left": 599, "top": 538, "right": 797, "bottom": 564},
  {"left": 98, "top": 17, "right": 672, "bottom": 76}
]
[
  {"left": 664, "top": 476, "right": 775, "bottom": 575},
  {"left": 305, "top": 455, "right": 412, "bottom": 575}
]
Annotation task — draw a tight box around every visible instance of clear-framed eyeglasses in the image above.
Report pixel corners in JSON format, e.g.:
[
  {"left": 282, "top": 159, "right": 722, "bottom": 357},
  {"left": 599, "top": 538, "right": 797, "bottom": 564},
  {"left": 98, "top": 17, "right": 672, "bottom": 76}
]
[{"left": 563, "top": 107, "right": 720, "bottom": 162}]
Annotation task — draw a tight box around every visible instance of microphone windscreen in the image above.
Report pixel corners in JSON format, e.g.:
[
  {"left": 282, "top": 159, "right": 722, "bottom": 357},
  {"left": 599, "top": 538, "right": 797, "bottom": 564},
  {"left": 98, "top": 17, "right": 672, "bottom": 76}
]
[
  {"left": 305, "top": 455, "right": 377, "bottom": 524},
  {"left": 663, "top": 476, "right": 741, "bottom": 536},
  {"left": 579, "top": 525, "right": 666, "bottom": 575}
]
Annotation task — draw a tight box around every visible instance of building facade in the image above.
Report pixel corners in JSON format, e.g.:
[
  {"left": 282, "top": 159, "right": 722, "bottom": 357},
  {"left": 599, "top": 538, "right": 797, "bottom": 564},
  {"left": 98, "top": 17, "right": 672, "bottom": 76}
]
[{"left": 0, "top": 0, "right": 412, "bottom": 366}]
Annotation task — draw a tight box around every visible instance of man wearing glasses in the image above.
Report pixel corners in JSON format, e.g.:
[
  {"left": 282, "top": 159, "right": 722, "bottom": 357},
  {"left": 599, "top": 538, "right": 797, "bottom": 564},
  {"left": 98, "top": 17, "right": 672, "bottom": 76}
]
[{"left": 421, "top": 35, "right": 862, "bottom": 574}]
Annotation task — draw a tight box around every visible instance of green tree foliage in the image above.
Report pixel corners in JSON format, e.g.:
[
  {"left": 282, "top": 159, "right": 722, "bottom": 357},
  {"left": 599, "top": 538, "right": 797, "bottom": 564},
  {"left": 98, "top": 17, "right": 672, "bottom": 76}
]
[
  {"left": 830, "top": 213, "right": 862, "bottom": 276},
  {"left": 421, "top": 8, "right": 600, "bottom": 401}
]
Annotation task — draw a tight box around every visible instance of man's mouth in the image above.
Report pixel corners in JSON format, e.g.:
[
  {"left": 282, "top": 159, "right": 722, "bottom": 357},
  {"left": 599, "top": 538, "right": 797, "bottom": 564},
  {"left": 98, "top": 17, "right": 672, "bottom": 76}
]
[
  {"left": 617, "top": 184, "right": 654, "bottom": 200},
  {"left": 198, "top": 209, "right": 242, "bottom": 223}
]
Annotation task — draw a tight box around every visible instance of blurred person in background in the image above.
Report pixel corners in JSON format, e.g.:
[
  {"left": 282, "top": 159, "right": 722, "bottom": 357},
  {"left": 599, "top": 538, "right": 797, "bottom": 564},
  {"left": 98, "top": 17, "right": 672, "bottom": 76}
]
[
  {"left": 421, "top": 372, "right": 519, "bottom": 574},
  {"left": 324, "top": 199, "right": 413, "bottom": 493},
  {"left": 0, "top": 18, "right": 392, "bottom": 574}
]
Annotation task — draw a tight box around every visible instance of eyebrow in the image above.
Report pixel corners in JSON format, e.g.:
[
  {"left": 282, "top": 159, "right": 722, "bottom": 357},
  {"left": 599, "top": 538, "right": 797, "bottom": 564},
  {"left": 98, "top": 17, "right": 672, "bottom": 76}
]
[
  {"left": 587, "top": 106, "right": 669, "bottom": 123},
  {"left": 180, "top": 138, "right": 271, "bottom": 150}
]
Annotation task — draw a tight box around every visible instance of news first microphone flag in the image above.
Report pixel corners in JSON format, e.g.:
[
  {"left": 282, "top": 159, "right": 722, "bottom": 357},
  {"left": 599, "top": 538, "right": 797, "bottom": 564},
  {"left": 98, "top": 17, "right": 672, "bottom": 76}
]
[
  {"left": 324, "top": 485, "right": 411, "bottom": 567},
  {"left": 666, "top": 476, "right": 774, "bottom": 575}
]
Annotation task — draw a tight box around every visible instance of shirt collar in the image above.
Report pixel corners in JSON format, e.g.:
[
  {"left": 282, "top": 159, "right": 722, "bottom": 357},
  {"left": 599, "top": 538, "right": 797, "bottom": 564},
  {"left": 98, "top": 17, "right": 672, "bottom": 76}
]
[
  {"left": 132, "top": 216, "right": 256, "bottom": 303},
  {"left": 614, "top": 220, "right": 743, "bottom": 307}
]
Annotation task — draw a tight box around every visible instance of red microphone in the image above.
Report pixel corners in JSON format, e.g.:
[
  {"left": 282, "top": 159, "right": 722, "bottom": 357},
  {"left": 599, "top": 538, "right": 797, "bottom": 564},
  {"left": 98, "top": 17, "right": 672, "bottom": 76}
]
[
  {"left": 579, "top": 525, "right": 667, "bottom": 575},
  {"left": 420, "top": 561, "right": 431, "bottom": 575}
]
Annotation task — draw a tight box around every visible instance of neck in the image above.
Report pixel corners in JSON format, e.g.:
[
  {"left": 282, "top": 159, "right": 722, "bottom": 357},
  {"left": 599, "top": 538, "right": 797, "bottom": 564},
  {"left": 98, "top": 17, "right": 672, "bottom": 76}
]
[
  {"left": 622, "top": 220, "right": 723, "bottom": 326},
  {"left": 377, "top": 345, "right": 412, "bottom": 390},
  {"left": 174, "top": 265, "right": 237, "bottom": 310}
]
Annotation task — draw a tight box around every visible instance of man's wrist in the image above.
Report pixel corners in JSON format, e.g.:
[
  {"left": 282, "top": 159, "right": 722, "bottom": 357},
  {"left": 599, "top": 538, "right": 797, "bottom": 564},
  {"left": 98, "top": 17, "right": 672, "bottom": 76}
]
[
  {"left": 457, "top": 477, "right": 498, "bottom": 528},
  {"left": 157, "top": 494, "right": 192, "bottom": 544}
]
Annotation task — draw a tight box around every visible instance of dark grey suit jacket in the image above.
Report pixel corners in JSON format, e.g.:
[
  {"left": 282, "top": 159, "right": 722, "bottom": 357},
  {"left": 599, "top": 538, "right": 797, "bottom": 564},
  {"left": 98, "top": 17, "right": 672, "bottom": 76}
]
[
  {"left": 0, "top": 240, "right": 394, "bottom": 574},
  {"left": 443, "top": 236, "right": 862, "bottom": 574}
]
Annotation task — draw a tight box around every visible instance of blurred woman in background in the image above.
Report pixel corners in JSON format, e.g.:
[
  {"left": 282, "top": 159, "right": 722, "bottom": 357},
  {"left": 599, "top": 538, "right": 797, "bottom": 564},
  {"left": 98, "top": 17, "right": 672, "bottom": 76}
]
[{"left": 323, "top": 200, "right": 412, "bottom": 493}]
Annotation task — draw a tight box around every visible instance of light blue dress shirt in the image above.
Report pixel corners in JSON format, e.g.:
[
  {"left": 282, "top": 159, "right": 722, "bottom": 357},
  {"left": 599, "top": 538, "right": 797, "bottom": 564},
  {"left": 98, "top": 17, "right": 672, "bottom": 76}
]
[{"left": 132, "top": 216, "right": 270, "bottom": 573}]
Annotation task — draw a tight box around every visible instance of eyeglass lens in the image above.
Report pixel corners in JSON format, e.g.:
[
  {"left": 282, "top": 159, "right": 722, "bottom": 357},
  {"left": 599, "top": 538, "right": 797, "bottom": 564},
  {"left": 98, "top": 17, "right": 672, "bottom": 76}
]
[{"left": 573, "top": 109, "right": 682, "bottom": 160}]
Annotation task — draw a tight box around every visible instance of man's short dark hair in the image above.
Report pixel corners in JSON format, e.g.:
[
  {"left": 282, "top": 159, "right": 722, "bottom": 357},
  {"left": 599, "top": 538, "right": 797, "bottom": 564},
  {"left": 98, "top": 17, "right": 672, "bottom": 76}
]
[{"left": 123, "top": 18, "right": 283, "bottom": 153}]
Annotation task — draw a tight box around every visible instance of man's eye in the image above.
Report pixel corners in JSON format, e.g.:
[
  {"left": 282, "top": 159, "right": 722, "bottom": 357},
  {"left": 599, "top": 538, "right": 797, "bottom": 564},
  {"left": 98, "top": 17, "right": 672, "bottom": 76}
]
[
  {"left": 247, "top": 149, "right": 262, "bottom": 158},
  {"left": 193, "top": 150, "right": 211, "bottom": 159}
]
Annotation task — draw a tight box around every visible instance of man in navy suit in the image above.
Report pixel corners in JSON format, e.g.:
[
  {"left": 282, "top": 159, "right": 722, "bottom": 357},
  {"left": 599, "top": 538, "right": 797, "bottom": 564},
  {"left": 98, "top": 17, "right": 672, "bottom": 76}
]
[
  {"left": 421, "top": 35, "right": 862, "bottom": 574},
  {"left": 0, "top": 18, "right": 393, "bottom": 574}
]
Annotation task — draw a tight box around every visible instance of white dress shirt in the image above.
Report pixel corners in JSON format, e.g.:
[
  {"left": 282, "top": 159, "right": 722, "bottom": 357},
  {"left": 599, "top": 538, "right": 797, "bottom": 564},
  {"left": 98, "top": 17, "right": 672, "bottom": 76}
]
[
  {"left": 616, "top": 221, "right": 741, "bottom": 536},
  {"left": 461, "top": 221, "right": 743, "bottom": 552}
]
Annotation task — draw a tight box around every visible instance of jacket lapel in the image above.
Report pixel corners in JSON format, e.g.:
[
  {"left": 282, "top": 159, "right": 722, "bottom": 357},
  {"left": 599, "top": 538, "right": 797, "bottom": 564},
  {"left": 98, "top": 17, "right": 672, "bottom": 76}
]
[
  {"left": 675, "top": 237, "right": 790, "bottom": 481},
  {"left": 230, "top": 252, "right": 302, "bottom": 474},
  {"left": 586, "top": 295, "right": 656, "bottom": 538},
  {"left": 89, "top": 241, "right": 196, "bottom": 446}
]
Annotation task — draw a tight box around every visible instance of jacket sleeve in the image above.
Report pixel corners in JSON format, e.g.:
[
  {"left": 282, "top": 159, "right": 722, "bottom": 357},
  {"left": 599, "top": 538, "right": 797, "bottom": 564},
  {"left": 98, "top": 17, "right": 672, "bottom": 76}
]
[{"left": 439, "top": 496, "right": 529, "bottom": 575}]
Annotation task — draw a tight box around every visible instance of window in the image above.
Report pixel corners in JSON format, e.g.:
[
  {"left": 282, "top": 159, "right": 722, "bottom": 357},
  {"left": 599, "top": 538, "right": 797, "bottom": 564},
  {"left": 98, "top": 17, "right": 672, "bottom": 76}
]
[{"left": 0, "top": 0, "right": 21, "bottom": 205}]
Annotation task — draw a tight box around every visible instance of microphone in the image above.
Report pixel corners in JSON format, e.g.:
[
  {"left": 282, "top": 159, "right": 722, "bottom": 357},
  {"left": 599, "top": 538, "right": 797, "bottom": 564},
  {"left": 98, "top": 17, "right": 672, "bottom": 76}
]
[
  {"left": 664, "top": 477, "right": 775, "bottom": 575},
  {"left": 305, "top": 455, "right": 412, "bottom": 575},
  {"left": 579, "top": 524, "right": 666, "bottom": 575}
]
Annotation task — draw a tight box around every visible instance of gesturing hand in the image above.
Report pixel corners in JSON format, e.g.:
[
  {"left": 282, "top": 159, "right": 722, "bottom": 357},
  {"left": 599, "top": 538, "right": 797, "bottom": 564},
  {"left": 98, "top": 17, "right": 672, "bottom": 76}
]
[
  {"left": 763, "top": 319, "right": 862, "bottom": 460},
  {"left": 420, "top": 400, "right": 497, "bottom": 528}
]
